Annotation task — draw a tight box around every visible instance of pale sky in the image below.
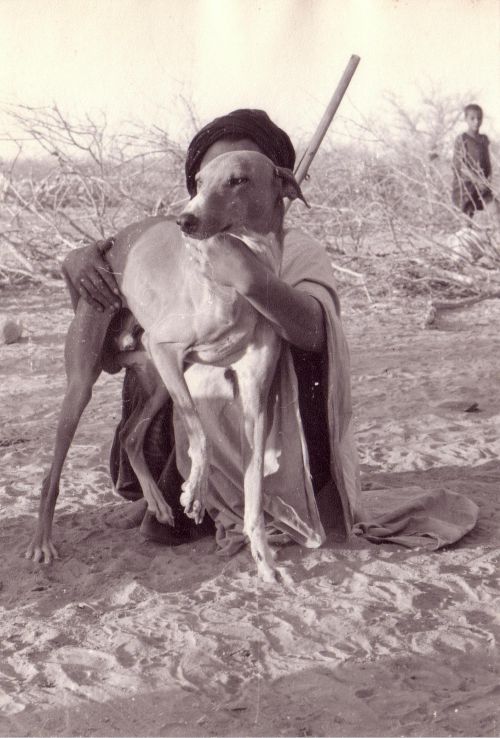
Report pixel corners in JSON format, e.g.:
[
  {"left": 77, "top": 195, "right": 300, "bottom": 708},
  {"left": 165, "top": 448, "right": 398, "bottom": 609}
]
[{"left": 0, "top": 0, "right": 499, "bottom": 155}]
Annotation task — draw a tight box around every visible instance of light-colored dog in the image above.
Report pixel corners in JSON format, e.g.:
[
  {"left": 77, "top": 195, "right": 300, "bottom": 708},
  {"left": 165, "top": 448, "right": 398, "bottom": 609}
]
[{"left": 26, "top": 151, "right": 307, "bottom": 581}]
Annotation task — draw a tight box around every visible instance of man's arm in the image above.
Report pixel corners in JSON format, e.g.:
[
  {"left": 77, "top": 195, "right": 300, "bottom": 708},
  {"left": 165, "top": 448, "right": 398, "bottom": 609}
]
[
  {"left": 242, "top": 271, "right": 325, "bottom": 353},
  {"left": 61, "top": 239, "right": 121, "bottom": 313},
  {"left": 186, "top": 234, "right": 326, "bottom": 353}
]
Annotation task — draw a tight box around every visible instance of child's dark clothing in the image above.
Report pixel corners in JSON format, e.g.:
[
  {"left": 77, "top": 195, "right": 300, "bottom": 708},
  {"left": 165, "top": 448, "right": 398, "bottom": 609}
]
[{"left": 452, "top": 132, "right": 493, "bottom": 216}]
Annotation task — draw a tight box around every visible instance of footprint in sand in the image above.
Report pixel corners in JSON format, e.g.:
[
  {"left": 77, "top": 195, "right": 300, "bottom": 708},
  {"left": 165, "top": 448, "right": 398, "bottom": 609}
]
[{"left": 48, "top": 647, "right": 126, "bottom": 689}]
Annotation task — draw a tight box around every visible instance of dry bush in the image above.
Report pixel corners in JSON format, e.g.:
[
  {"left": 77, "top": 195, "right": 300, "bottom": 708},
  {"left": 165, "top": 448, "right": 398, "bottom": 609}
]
[
  {"left": 288, "top": 90, "right": 500, "bottom": 304},
  {"left": 0, "top": 104, "right": 189, "bottom": 284},
  {"left": 1, "top": 94, "right": 499, "bottom": 309}
]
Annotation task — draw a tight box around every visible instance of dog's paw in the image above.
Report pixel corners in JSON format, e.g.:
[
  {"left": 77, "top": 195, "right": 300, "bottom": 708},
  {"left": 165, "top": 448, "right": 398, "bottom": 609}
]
[
  {"left": 257, "top": 562, "right": 279, "bottom": 584},
  {"left": 154, "top": 504, "right": 175, "bottom": 527},
  {"left": 256, "top": 562, "right": 293, "bottom": 588},
  {"left": 25, "top": 535, "right": 60, "bottom": 564},
  {"left": 191, "top": 499, "right": 206, "bottom": 524},
  {"left": 180, "top": 491, "right": 206, "bottom": 524},
  {"left": 180, "top": 478, "right": 206, "bottom": 524},
  {"left": 275, "top": 566, "right": 294, "bottom": 588}
]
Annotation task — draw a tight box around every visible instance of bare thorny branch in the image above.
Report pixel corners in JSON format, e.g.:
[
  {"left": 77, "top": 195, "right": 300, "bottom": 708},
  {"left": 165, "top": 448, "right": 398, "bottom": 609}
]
[
  {"left": 0, "top": 103, "right": 186, "bottom": 281},
  {"left": 0, "top": 94, "right": 499, "bottom": 312}
]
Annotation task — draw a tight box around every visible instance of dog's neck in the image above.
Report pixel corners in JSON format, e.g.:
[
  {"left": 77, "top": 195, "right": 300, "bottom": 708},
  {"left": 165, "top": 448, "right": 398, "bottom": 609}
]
[
  {"left": 227, "top": 205, "right": 285, "bottom": 275},
  {"left": 227, "top": 227, "right": 283, "bottom": 275}
]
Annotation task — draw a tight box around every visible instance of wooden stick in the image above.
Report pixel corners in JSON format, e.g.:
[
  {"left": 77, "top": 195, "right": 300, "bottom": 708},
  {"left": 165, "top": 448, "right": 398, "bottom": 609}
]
[
  {"left": 424, "top": 290, "right": 500, "bottom": 328},
  {"left": 285, "top": 56, "right": 364, "bottom": 300},
  {"left": 293, "top": 54, "right": 361, "bottom": 188},
  {"left": 431, "top": 290, "right": 500, "bottom": 312}
]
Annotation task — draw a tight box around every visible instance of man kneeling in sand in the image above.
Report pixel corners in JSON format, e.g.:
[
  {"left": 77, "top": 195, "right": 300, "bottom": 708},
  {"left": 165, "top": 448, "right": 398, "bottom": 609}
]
[
  {"left": 61, "top": 108, "right": 357, "bottom": 553},
  {"left": 61, "top": 108, "right": 477, "bottom": 555}
]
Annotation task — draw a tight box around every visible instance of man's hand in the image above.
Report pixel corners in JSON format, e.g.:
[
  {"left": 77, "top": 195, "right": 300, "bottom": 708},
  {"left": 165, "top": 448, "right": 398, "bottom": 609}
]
[
  {"left": 185, "top": 233, "right": 325, "bottom": 352},
  {"left": 62, "top": 238, "right": 122, "bottom": 312},
  {"left": 185, "top": 234, "right": 266, "bottom": 295}
]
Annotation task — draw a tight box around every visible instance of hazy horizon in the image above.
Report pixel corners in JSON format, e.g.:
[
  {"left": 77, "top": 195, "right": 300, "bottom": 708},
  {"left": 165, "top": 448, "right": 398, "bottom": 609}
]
[{"left": 0, "top": 0, "right": 499, "bottom": 159}]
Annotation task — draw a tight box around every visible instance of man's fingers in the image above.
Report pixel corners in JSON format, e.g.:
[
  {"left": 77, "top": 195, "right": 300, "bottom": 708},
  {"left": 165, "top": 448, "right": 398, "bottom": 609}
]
[
  {"left": 95, "top": 246, "right": 121, "bottom": 299},
  {"left": 81, "top": 271, "right": 118, "bottom": 310},
  {"left": 78, "top": 279, "right": 109, "bottom": 312},
  {"left": 92, "top": 265, "right": 121, "bottom": 306}
]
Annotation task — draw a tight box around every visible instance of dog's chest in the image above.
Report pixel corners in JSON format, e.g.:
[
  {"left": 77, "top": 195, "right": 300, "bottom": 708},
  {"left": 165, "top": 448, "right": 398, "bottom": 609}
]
[
  {"left": 123, "top": 227, "right": 281, "bottom": 363},
  {"left": 184, "top": 278, "right": 258, "bottom": 364},
  {"left": 184, "top": 231, "right": 282, "bottom": 364}
]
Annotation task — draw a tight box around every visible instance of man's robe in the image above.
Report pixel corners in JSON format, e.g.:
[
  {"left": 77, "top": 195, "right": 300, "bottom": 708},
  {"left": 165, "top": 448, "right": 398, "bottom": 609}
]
[{"left": 171, "top": 228, "right": 478, "bottom": 553}]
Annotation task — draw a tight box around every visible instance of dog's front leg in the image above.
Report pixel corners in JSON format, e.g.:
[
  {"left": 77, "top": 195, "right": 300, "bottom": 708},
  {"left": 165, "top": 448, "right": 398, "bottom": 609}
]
[
  {"left": 234, "top": 323, "right": 282, "bottom": 582},
  {"left": 148, "top": 341, "right": 208, "bottom": 524}
]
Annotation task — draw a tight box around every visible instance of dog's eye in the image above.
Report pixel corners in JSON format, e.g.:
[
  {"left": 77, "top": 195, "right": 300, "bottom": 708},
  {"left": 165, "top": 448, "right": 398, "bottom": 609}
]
[{"left": 227, "top": 176, "right": 249, "bottom": 187}]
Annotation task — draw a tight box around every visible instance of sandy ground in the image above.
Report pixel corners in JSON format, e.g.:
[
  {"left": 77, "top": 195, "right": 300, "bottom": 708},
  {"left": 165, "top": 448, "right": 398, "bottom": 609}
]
[{"left": 0, "top": 284, "right": 499, "bottom": 737}]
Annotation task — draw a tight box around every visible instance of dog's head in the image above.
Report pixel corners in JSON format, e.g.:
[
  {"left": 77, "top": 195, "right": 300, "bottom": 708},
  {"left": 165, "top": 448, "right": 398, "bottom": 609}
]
[{"left": 176, "top": 151, "right": 308, "bottom": 240}]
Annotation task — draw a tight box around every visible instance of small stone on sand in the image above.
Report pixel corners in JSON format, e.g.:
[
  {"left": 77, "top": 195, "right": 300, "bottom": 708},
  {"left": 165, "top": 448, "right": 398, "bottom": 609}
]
[{"left": 0, "top": 315, "right": 23, "bottom": 344}]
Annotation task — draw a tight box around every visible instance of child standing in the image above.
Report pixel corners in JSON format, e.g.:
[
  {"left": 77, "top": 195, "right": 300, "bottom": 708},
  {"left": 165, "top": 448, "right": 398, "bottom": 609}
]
[{"left": 452, "top": 104, "right": 493, "bottom": 218}]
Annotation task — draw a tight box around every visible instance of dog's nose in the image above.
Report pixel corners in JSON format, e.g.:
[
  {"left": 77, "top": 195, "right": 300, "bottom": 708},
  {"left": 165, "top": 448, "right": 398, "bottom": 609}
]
[{"left": 176, "top": 212, "right": 199, "bottom": 234}]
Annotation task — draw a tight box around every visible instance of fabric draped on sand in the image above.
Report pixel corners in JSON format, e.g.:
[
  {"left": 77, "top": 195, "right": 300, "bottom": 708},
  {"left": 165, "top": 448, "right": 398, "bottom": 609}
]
[
  {"left": 354, "top": 485, "right": 479, "bottom": 550},
  {"left": 173, "top": 228, "right": 478, "bottom": 553}
]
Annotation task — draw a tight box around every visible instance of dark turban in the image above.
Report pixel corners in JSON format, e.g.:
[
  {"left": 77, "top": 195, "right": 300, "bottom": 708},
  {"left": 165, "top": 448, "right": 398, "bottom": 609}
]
[{"left": 185, "top": 108, "right": 296, "bottom": 196}]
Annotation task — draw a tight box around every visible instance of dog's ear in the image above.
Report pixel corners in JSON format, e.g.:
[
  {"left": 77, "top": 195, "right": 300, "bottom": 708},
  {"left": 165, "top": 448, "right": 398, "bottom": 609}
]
[{"left": 274, "top": 166, "right": 310, "bottom": 207}]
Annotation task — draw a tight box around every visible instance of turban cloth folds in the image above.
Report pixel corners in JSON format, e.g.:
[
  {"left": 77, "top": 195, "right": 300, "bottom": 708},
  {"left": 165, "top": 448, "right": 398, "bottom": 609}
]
[{"left": 185, "top": 108, "right": 296, "bottom": 196}]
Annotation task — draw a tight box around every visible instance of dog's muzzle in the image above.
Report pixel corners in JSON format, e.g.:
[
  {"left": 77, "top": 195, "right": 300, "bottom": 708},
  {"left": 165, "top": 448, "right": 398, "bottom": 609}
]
[{"left": 177, "top": 212, "right": 199, "bottom": 235}]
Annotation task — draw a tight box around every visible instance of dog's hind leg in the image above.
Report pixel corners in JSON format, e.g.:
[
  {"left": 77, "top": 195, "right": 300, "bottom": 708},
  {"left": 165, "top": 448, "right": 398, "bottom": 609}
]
[
  {"left": 147, "top": 341, "right": 208, "bottom": 524},
  {"left": 116, "top": 351, "right": 174, "bottom": 526},
  {"left": 26, "top": 303, "right": 113, "bottom": 563},
  {"left": 234, "top": 324, "right": 282, "bottom": 582}
]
